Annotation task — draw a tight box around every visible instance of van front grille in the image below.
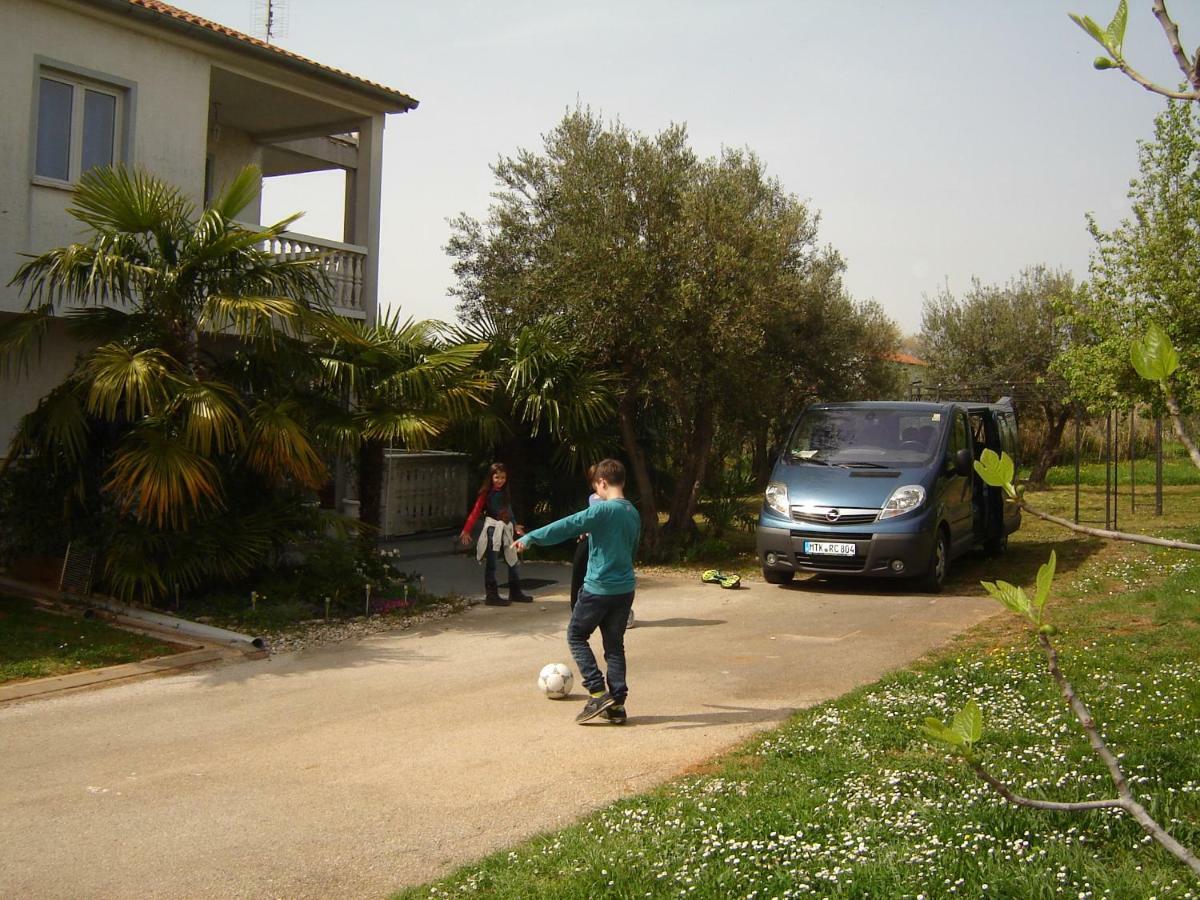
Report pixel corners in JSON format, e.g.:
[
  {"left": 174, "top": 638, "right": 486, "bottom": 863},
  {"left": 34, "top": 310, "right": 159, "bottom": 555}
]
[{"left": 791, "top": 510, "right": 878, "bottom": 525}]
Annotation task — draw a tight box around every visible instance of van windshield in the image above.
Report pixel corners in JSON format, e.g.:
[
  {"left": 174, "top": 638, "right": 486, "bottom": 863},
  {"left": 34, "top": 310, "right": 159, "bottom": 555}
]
[{"left": 787, "top": 408, "right": 944, "bottom": 468}]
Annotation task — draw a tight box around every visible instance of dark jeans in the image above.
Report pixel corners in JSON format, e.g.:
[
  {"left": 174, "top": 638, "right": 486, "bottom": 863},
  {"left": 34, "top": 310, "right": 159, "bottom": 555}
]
[
  {"left": 568, "top": 587, "right": 634, "bottom": 702},
  {"left": 569, "top": 537, "right": 589, "bottom": 609},
  {"left": 483, "top": 526, "right": 520, "bottom": 588}
]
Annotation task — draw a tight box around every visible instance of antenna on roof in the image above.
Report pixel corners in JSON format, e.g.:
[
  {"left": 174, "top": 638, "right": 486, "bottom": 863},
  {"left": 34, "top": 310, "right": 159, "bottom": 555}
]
[{"left": 252, "top": 0, "right": 289, "bottom": 44}]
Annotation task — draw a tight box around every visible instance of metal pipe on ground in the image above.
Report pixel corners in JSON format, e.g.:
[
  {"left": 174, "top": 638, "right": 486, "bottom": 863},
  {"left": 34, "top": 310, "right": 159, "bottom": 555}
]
[{"left": 81, "top": 599, "right": 267, "bottom": 651}]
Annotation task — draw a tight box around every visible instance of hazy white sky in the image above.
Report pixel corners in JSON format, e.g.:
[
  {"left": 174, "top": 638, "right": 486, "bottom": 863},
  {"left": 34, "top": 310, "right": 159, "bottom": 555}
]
[{"left": 187, "top": 0, "right": 1198, "bottom": 335}]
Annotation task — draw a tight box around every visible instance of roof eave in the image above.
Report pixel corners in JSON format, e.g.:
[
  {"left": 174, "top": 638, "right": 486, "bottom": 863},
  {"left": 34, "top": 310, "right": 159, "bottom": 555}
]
[{"left": 89, "top": 0, "right": 419, "bottom": 113}]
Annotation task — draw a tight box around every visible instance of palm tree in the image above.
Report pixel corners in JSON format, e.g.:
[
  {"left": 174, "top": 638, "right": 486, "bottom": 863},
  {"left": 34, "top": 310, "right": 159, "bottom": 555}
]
[
  {"left": 0, "top": 165, "right": 334, "bottom": 599},
  {"left": 1, "top": 165, "right": 500, "bottom": 600},
  {"left": 3, "top": 165, "right": 330, "bottom": 515}
]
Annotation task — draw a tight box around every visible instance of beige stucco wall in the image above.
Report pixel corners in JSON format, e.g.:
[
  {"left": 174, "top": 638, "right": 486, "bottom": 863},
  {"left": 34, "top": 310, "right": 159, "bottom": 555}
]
[
  {"left": 207, "top": 125, "right": 263, "bottom": 223},
  {"left": 0, "top": 0, "right": 211, "bottom": 316}
]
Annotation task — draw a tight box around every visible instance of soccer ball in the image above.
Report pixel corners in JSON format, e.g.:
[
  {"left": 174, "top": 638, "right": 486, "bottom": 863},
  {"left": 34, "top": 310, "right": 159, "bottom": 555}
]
[{"left": 538, "top": 662, "right": 573, "bottom": 699}]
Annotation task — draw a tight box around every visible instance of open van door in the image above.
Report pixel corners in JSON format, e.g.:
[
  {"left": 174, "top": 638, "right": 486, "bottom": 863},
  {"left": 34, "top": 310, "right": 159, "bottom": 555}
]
[{"left": 968, "top": 400, "right": 1020, "bottom": 554}]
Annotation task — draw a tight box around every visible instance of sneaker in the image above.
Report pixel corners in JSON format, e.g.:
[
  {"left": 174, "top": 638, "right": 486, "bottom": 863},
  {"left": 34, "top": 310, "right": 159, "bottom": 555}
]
[
  {"left": 483, "top": 594, "right": 510, "bottom": 606},
  {"left": 508, "top": 590, "right": 534, "bottom": 603},
  {"left": 602, "top": 705, "right": 627, "bottom": 725},
  {"left": 575, "top": 692, "right": 616, "bottom": 723}
]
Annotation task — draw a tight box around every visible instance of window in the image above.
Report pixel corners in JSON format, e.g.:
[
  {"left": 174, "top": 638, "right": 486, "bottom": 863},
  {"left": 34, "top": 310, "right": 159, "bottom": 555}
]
[
  {"left": 34, "top": 71, "right": 124, "bottom": 183},
  {"left": 948, "top": 411, "right": 969, "bottom": 460}
]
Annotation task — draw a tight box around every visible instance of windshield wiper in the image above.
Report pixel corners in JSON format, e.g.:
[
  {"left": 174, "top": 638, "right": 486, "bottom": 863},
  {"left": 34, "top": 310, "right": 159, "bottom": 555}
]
[
  {"left": 788, "top": 453, "right": 832, "bottom": 466},
  {"left": 839, "top": 461, "right": 890, "bottom": 469}
]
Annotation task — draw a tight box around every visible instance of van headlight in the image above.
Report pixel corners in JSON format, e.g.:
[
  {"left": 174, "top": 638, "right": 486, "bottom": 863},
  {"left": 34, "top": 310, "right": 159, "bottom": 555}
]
[
  {"left": 879, "top": 484, "right": 926, "bottom": 519},
  {"left": 765, "top": 481, "right": 789, "bottom": 517}
]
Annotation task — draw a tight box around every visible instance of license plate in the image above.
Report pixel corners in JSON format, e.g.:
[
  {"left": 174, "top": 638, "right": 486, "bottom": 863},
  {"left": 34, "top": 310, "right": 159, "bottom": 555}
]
[{"left": 803, "top": 540, "right": 857, "bottom": 556}]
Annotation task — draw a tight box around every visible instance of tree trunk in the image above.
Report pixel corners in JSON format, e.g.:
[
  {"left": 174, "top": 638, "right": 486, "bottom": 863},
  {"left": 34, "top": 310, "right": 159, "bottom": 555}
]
[
  {"left": 1164, "top": 387, "right": 1200, "bottom": 470},
  {"left": 665, "top": 400, "right": 716, "bottom": 537},
  {"left": 1027, "top": 404, "right": 1071, "bottom": 486},
  {"left": 617, "top": 390, "right": 659, "bottom": 551},
  {"left": 358, "top": 439, "right": 385, "bottom": 531},
  {"left": 752, "top": 426, "right": 772, "bottom": 488}
]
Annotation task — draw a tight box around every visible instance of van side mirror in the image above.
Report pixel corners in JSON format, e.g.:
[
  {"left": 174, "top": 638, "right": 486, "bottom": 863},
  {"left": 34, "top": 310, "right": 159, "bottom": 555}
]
[{"left": 953, "top": 448, "right": 973, "bottom": 476}]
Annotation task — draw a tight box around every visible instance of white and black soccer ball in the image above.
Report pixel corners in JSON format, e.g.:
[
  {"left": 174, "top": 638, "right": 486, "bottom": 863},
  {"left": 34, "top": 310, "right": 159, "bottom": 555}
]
[{"left": 538, "top": 662, "right": 573, "bottom": 699}]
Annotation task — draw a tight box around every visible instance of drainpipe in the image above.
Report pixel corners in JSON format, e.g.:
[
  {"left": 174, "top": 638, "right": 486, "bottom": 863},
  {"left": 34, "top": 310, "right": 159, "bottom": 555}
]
[{"left": 82, "top": 598, "right": 267, "bottom": 651}]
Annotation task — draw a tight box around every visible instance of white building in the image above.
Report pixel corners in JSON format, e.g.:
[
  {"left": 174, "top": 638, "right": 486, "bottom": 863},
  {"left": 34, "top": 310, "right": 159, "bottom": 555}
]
[{"left": 0, "top": 0, "right": 417, "bottom": 455}]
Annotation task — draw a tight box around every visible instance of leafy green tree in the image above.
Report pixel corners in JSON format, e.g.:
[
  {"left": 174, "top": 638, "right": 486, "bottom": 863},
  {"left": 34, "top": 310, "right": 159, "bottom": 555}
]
[
  {"left": 1055, "top": 100, "right": 1200, "bottom": 419},
  {"left": 921, "top": 266, "right": 1077, "bottom": 485},
  {"left": 448, "top": 109, "right": 898, "bottom": 548}
]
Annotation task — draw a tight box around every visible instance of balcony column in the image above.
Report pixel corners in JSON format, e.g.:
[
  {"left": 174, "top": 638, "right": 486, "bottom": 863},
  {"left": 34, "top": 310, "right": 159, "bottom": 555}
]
[{"left": 345, "top": 113, "right": 385, "bottom": 325}]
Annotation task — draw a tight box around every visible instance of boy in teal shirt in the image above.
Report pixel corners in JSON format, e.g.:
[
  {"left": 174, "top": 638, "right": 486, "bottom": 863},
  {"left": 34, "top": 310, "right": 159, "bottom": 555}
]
[{"left": 515, "top": 459, "right": 641, "bottom": 724}]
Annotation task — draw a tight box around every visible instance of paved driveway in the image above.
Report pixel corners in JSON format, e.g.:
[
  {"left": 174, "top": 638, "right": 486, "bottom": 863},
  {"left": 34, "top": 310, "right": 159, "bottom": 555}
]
[{"left": 0, "top": 543, "right": 995, "bottom": 899}]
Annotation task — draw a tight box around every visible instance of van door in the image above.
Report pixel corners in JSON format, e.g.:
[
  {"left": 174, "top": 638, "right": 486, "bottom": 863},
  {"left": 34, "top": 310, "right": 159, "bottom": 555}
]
[
  {"left": 998, "top": 411, "right": 1021, "bottom": 535},
  {"left": 944, "top": 407, "right": 974, "bottom": 554}
]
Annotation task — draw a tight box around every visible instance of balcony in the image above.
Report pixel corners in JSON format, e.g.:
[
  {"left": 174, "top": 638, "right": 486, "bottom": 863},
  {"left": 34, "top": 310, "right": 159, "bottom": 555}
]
[{"left": 264, "top": 230, "right": 368, "bottom": 318}]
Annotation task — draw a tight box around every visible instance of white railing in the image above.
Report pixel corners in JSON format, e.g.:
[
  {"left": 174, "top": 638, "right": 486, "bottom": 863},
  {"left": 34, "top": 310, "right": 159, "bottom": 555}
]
[{"left": 267, "top": 230, "right": 368, "bottom": 313}]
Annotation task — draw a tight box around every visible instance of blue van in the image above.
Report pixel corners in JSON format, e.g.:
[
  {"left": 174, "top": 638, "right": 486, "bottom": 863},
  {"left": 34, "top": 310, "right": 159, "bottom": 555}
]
[{"left": 756, "top": 400, "right": 1020, "bottom": 592}]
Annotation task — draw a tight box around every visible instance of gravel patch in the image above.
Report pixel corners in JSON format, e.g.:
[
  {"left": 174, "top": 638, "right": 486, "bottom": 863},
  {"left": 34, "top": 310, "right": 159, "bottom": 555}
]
[{"left": 261, "top": 599, "right": 470, "bottom": 655}]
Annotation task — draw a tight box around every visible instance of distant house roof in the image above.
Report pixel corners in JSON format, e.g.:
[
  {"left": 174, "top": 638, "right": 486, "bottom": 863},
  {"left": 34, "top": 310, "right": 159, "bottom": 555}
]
[
  {"left": 93, "top": 0, "right": 419, "bottom": 111},
  {"left": 884, "top": 352, "right": 929, "bottom": 367}
]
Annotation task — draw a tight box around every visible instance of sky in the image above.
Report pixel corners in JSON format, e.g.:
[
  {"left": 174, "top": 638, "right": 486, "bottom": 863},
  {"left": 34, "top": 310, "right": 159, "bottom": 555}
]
[{"left": 185, "top": 0, "right": 1200, "bottom": 336}]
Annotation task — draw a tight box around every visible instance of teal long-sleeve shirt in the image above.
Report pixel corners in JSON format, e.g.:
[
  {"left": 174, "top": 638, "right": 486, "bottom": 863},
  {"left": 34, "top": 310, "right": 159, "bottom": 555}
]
[{"left": 520, "top": 498, "right": 641, "bottom": 595}]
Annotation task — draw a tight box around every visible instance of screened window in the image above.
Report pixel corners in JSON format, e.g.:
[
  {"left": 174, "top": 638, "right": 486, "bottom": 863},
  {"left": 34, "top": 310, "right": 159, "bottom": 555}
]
[{"left": 34, "top": 72, "right": 123, "bottom": 183}]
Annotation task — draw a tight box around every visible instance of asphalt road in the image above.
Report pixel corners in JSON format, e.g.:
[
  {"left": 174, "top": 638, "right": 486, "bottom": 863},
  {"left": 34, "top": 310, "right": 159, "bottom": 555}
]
[{"left": 0, "top": 558, "right": 995, "bottom": 899}]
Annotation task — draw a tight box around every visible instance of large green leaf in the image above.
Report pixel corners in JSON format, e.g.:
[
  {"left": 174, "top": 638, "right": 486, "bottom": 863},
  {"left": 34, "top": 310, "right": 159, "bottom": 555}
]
[
  {"left": 951, "top": 700, "right": 983, "bottom": 745},
  {"left": 1105, "top": 0, "right": 1127, "bottom": 53},
  {"left": 973, "top": 448, "right": 1016, "bottom": 498},
  {"left": 981, "top": 579, "right": 1032, "bottom": 619},
  {"left": 1033, "top": 550, "right": 1057, "bottom": 622},
  {"left": 1130, "top": 323, "right": 1180, "bottom": 383},
  {"left": 1069, "top": 12, "right": 1112, "bottom": 51},
  {"left": 921, "top": 718, "right": 965, "bottom": 748}
]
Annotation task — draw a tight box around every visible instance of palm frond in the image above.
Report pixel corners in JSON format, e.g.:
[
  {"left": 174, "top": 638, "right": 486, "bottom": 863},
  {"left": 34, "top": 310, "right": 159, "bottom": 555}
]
[
  {"left": 3, "top": 381, "right": 90, "bottom": 472},
  {"left": 83, "top": 343, "right": 175, "bottom": 421},
  {"left": 199, "top": 294, "right": 306, "bottom": 341},
  {"left": 63, "top": 306, "right": 141, "bottom": 344},
  {"left": 245, "top": 400, "right": 328, "bottom": 488},
  {"left": 357, "top": 409, "right": 447, "bottom": 448},
  {"left": 104, "top": 421, "right": 223, "bottom": 527},
  {"left": 208, "top": 165, "right": 262, "bottom": 222},
  {"left": 169, "top": 377, "right": 244, "bottom": 455},
  {"left": 0, "top": 304, "right": 54, "bottom": 377},
  {"left": 69, "top": 165, "right": 192, "bottom": 238},
  {"left": 10, "top": 237, "right": 152, "bottom": 309}
]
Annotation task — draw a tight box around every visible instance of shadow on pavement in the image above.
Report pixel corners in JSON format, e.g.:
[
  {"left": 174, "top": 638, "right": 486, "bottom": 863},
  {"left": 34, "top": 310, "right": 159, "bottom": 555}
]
[
  {"left": 633, "top": 617, "right": 726, "bottom": 628},
  {"left": 626, "top": 703, "right": 794, "bottom": 730}
]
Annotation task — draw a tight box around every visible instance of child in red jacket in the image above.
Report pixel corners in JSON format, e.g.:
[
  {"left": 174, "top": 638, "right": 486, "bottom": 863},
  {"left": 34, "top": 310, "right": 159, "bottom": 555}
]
[{"left": 459, "top": 463, "right": 533, "bottom": 606}]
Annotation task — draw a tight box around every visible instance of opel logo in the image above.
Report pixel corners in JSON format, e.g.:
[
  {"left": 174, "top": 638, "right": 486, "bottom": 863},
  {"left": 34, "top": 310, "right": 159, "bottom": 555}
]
[{"left": 826, "top": 509, "right": 841, "bottom": 522}]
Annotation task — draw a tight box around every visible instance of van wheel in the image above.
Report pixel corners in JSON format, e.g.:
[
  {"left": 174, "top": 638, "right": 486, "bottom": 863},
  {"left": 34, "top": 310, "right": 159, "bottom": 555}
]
[
  {"left": 763, "top": 567, "right": 795, "bottom": 585},
  {"left": 920, "top": 529, "right": 949, "bottom": 593}
]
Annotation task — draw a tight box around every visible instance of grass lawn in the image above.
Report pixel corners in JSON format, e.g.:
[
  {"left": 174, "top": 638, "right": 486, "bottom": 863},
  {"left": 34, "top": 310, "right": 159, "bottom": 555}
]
[
  {"left": 398, "top": 483, "right": 1200, "bottom": 898},
  {"left": 0, "top": 595, "right": 176, "bottom": 684}
]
